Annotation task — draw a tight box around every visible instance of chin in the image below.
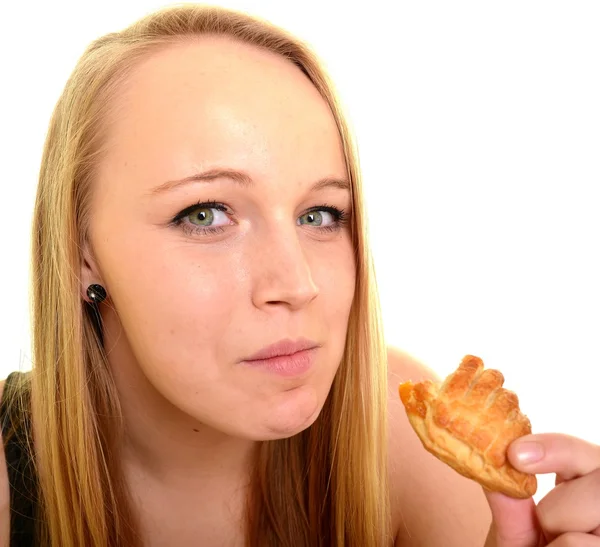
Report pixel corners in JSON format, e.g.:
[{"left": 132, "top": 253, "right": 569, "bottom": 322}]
[{"left": 257, "top": 387, "right": 324, "bottom": 440}]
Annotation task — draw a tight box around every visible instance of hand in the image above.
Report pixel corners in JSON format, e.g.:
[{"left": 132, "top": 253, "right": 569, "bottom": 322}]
[{"left": 484, "top": 433, "right": 600, "bottom": 546}]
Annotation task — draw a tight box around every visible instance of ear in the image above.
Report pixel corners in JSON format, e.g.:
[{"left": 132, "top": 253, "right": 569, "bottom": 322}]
[{"left": 80, "top": 238, "right": 105, "bottom": 303}]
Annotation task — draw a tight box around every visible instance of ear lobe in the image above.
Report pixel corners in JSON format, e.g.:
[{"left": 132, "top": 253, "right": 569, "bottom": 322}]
[{"left": 80, "top": 239, "right": 103, "bottom": 301}]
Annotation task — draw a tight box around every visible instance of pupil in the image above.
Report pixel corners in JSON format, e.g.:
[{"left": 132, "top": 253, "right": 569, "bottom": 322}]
[
  {"left": 190, "top": 208, "right": 213, "bottom": 226},
  {"left": 306, "top": 211, "right": 322, "bottom": 226}
]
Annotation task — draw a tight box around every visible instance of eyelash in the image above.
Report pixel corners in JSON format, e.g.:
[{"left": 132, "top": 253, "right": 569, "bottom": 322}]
[{"left": 170, "top": 199, "right": 350, "bottom": 237}]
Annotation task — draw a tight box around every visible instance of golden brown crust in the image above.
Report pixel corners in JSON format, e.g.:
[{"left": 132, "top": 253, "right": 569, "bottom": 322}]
[{"left": 399, "top": 355, "right": 537, "bottom": 498}]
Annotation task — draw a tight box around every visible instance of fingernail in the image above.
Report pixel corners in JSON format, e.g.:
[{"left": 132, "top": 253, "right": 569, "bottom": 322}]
[{"left": 514, "top": 441, "right": 545, "bottom": 464}]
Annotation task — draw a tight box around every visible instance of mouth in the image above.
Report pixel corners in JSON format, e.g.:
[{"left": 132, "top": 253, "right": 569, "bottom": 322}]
[
  {"left": 241, "top": 337, "right": 319, "bottom": 361},
  {"left": 240, "top": 347, "right": 318, "bottom": 377}
]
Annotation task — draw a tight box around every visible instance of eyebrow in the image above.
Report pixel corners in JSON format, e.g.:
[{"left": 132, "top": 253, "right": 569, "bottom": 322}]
[{"left": 148, "top": 168, "right": 351, "bottom": 195}]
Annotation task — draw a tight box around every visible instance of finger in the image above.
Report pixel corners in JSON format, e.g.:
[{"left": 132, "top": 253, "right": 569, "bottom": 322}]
[
  {"left": 547, "top": 532, "right": 600, "bottom": 546},
  {"left": 509, "top": 433, "right": 600, "bottom": 481},
  {"left": 536, "top": 468, "right": 600, "bottom": 539},
  {"left": 484, "top": 489, "right": 542, "bottom": 547}
]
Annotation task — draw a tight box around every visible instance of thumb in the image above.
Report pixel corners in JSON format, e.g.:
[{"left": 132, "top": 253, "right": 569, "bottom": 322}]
[{"left": 484, "top": 489, "right": 543, "bottom": 547}]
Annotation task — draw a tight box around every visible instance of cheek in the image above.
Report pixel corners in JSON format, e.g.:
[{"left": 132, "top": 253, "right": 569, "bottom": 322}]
[
  {"left": 103, "top": 244, "right": 252, "bottom": 427},
  {"left": 103, "top": 234, "right": 242, "bottom": 370},
  {"left": 315, "top": 242, "right": 356, "bottom": 320},
  {"left": 96, "top": 218, "right": 356, "bottom": 438}
]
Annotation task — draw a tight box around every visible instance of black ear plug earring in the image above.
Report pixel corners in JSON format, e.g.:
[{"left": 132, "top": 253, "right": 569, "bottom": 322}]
[
  {"left": 86, "top": 284, "right": 107, "bottom": 304},
  {"left": 86, "top": 284, "right": 107, "bottom": 344}
]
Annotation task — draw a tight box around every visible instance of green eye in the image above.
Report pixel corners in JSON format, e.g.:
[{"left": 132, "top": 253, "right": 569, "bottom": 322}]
[
  {"left": 172, "top": 201, "right": 349, "bottom": 238},
  {"left": 299, "top": 211, "right": 324, "bottom": 226},
  {"left": 188, "top": 207, "right": 214, "bottom": 226}
]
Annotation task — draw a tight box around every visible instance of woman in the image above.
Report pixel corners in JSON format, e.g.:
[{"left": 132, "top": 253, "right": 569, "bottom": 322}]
[{"left": 1, "top": 4, "right": 599, "bottom": 546}]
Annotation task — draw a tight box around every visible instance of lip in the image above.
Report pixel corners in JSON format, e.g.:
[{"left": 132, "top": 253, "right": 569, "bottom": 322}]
[
  {"left": 241, "top": 337, "right": 319, "bottom": 361},
  {"left": 241, "top": 347, "right": 318, "bottom": 377}
]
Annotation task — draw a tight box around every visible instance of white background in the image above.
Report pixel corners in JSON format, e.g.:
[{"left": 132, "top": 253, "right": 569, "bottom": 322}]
[{"left": 1, "top": 1, "right": 599, "bottom": 504}]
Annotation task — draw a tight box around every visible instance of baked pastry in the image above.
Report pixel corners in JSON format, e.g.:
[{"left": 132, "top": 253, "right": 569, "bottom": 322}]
[{"left": 398, "top": 355, "right": 537, "bottom": 498}]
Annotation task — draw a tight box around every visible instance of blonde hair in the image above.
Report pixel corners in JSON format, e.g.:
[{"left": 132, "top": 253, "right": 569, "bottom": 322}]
[{"left": 14, "top": 3, "right": 392, "bottom": 545}]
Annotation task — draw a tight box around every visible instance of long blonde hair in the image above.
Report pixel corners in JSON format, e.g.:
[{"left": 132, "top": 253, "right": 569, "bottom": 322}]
[{"left": 13, "top": 4, "right": 392, "bottom": 545}]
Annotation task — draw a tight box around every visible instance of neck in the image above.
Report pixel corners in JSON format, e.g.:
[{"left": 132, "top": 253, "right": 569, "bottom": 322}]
[
  {"left": 120, "top": 386, "right": 256, "bottom": 489},
  {"left": 104, "top": 328, "right": 255, "bottom": 491}
]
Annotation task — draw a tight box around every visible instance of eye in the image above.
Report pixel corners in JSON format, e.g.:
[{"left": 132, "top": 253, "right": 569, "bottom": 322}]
[
  {"left": 298, "top": 205, "right": 349, "bottom": 233},
  {"left": 170, "top": 201, "right": 350, "bottom": 237},
  {"left": 187, "top": 205, "right": 228, "bottom": 227},
  {"left": 171, "top": 200, "right": 231, "bottom": 236},
  {"left": 298, "top": 206, "right": 344, "bottom": 231}
]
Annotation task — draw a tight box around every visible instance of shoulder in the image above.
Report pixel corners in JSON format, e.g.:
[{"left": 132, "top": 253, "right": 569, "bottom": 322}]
[
  {"left": 386, "top": 347, "right": 491, "bottom": 546},
  {"left": 0, "top": 379, "right": 9, "bottom": 546}
]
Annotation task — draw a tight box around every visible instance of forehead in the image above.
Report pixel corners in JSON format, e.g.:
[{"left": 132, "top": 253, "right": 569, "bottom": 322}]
[{"left": 100, "top": 37, "right": 347, "bottom": 189}]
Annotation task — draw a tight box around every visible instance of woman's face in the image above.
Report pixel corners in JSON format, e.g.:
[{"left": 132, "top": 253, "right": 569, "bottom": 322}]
[{"left": 84, "top": 37, "right": 355, "bottom": 440}]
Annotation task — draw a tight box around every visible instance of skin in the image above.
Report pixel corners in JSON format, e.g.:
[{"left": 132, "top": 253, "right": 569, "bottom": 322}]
[
  {"left": 3, "top": 34, "right": 598, "bottom": 547},
  {"left": 2, "top": 34, "right": 494, "bottom": 547},
  {"left": 485, "top": 433, "right": 600, "bottom": 546},
  {"left": 80, "top": 36, "right": 356, "bottom": 544}
]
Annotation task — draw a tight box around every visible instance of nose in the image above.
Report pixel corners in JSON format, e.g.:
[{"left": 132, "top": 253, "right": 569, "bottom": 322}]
[{"left": 250, "top": 227, "right": 319, "bottom": 310}]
